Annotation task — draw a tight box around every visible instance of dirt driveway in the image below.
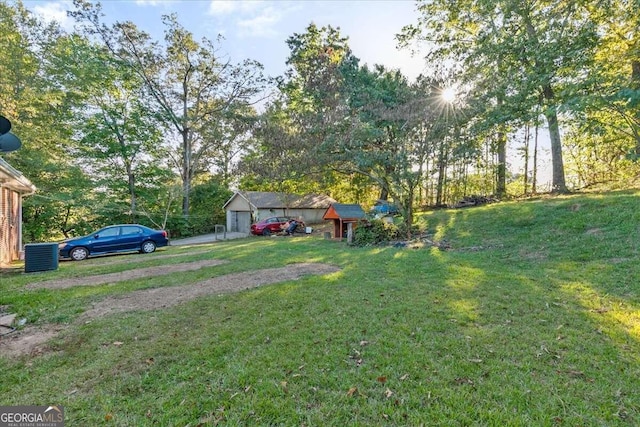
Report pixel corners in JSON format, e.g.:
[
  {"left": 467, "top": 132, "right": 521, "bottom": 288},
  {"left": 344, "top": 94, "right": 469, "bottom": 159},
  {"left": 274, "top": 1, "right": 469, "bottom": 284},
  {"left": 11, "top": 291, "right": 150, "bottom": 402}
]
[
  {"left": 0, "top": 261, "right": 340, "bottom": 358},
  {"left": 27, "top": 259, "right": 229, "bottom": 290}
]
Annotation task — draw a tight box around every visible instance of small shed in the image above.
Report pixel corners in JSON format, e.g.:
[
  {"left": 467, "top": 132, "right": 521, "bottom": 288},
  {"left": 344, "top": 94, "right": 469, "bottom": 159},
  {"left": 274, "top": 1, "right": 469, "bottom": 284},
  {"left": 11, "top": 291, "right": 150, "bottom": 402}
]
[
  {"left": 322, "top": 203, "right": 366, "bottom": 239},
  {"left": 223, "top": 191, "right": 337, "bottom": 234}
]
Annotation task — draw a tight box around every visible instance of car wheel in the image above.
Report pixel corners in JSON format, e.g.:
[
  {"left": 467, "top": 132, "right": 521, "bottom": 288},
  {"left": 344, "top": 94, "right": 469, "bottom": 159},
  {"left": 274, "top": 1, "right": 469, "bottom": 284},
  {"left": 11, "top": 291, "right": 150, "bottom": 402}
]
[
  {"left": 262, "top": 229, "right": 271, "bottom": 236},
  {"left": 141, "top": 240, "right": 156, "bottom": 254},
  {"left": 70, "top": 247, "right": 89, "bottom": 261}
]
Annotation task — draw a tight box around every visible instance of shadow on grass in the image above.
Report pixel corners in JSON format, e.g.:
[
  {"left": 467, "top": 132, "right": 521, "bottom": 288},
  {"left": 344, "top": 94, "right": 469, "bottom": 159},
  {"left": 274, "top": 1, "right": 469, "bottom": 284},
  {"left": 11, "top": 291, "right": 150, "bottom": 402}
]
[{"left": 2, "top": 192, "right": 639, "bottom": 425}]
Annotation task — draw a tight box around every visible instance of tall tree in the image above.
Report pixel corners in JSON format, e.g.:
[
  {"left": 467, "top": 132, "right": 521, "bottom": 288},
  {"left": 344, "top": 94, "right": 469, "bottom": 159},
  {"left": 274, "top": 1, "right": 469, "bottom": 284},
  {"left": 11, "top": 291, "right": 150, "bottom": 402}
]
[
  {"left": 581, "top": 0, "right": 639, "bottom": 155},
  {"left": 336, "top": 68, "right": 447, "bottom": 229},
  {"left": 246, "top": 24, "right": 450, "bottom": 229},
  {"left": 0, "top": 1, "right": 95, "bottom": 240},
  {"left": 70, "top": 1, "right": 266, "bottom": 216},
  {"left": 241, "top": 24, "right": 358, "bottom": 196},
  {"left": 400, "top": 0, "right": 604, "bottom": 193},
  {"left": 204, "top": 104, "right": 257, "bottom": 188},
  {"left": 46, "top": 35, "right": 169, "bottom": 221}
]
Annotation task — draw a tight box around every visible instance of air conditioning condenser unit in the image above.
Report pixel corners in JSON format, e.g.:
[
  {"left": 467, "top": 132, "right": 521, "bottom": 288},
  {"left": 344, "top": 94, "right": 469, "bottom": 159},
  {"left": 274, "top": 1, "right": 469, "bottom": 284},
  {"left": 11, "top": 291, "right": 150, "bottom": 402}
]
[{"left": 24, "top": 243, "right": 59, "bottom": 273}]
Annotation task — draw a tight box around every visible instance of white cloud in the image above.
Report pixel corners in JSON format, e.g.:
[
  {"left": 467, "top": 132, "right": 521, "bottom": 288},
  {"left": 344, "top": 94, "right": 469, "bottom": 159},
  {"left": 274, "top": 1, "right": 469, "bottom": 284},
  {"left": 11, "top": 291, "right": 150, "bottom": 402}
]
[
  {"left": 236, "top": 7, "right": 281, "bottom": 38},
  {"left": 31, "top": 1, "right": 74, "bottom": 31},
  {"left": 206, "top": 1, "right": 286, "bottom": 39},
  {"left": 208, "top": 0, "right": 266, "bottom": 16},
  {"left": 135, "top": 0, "right": 163, "bottom": 5},
  {"left": 208, "top": 0, "right": 237, "bottom": 15}
]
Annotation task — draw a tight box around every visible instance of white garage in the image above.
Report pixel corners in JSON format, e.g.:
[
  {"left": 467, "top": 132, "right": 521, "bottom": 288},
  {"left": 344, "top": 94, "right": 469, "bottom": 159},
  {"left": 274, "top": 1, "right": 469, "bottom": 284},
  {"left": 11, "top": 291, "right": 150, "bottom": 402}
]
[{"left": 223, "top": 191, "right": 337, "bottom": 234}]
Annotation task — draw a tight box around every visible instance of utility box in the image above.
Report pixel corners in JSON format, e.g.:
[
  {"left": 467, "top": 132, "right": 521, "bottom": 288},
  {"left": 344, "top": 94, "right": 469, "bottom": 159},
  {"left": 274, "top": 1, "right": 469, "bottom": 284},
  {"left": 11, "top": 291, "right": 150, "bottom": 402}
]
[{"left": 24, "top": 243, "right": 59, "bottom": 273}]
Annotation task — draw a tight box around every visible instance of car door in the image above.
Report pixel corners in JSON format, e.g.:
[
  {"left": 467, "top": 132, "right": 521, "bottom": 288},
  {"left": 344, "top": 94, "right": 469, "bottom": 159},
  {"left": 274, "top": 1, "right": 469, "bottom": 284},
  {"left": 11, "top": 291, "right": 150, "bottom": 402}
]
[
  {"left": 119, "top": 225, "right": 144, "bottom": 250},
  {"left": 263, "top": 217, "right": 276, "bottom": 233},
  {"left": 89, "top": 226, "right": 122, "bottom": 253}
]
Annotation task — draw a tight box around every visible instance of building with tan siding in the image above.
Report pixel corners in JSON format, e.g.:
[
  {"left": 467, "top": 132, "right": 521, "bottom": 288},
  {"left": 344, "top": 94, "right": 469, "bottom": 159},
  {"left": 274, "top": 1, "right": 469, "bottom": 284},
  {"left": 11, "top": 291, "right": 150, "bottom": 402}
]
[{"left": 0, "top": 158, "right": 35, "bottom": 266}]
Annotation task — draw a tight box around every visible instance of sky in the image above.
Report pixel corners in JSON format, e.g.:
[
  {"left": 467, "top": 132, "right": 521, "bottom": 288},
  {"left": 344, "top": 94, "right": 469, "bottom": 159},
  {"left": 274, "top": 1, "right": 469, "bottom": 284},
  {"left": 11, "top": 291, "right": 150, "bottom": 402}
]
[{"left": 24, "top": 0, "right": 428, "bottom": 82}]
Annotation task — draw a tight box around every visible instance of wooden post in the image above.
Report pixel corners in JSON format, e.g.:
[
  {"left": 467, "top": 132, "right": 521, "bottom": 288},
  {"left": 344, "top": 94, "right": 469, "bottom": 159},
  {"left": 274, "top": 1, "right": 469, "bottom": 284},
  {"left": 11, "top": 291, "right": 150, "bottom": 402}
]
[{"left": 347, "top": 222, "right": 353, "bottom": 244}]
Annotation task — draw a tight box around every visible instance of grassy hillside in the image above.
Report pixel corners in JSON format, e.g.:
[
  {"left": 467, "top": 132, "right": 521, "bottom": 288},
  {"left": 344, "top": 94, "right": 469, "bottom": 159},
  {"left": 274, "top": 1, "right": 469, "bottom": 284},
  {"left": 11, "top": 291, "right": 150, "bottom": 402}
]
[{"left": 1, "top": 190, "right": 639, "bottom": 425}]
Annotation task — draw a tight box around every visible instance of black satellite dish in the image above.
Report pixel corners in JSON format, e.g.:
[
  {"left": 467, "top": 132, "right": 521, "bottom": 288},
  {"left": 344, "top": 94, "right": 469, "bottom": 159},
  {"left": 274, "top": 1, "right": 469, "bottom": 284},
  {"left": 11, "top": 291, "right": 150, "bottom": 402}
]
[
  {"left": 0, "top": 115, "right": 11, "bottom": 135},
  {"left": 0, "top": 132, "right": 22, "bottom": 152}
]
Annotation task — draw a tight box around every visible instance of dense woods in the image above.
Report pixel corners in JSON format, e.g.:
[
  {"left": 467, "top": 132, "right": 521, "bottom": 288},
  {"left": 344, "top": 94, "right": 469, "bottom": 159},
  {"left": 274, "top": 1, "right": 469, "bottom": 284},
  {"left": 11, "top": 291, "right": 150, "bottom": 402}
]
[{"left": 1, "top": 0, "right": 638, "bottom": 241}]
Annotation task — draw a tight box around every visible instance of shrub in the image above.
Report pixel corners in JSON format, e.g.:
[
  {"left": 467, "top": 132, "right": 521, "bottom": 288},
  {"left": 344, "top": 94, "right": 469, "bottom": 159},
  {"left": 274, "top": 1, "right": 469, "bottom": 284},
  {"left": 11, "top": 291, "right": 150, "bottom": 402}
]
[{"left": 353, "top": 219, "right": 401, "bottom": 245}]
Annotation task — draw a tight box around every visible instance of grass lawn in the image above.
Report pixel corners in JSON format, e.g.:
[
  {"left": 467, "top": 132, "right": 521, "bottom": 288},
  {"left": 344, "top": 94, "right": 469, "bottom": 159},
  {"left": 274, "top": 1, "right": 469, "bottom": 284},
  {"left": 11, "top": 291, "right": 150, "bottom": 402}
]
[{"left": 1, "top": 190, "right": 640, "bottom": 425}]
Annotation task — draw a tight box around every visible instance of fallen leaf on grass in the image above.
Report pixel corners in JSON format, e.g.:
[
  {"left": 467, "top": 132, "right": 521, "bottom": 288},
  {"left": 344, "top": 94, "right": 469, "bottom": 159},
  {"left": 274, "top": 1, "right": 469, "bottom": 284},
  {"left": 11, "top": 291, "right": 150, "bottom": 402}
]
[
  {"left": 112, "top": 341, "right": 123, "bottom": 347},
  {"left": 377, "top": 376, "right": 387, "bottom": 383},
  {"left": 105, "top": 413, "right": 113, "bottom": 421},
  {"left": 349, "top": 351, "right": 364, "bottom": 367},
  {"left": 453, "top": 377, "right": 474, "bottom": 386},
  {"left": 385, "top": 388, "right": 394, "bottom": 398},
  {"left": 400, "top": 374, "right": 409, "bottom": 381},
  {"left": 346, "top": 387, "right": 358, "bottom": 397},
  {"left": 558, "top": 370, "right": 585, "bottom": 378}
]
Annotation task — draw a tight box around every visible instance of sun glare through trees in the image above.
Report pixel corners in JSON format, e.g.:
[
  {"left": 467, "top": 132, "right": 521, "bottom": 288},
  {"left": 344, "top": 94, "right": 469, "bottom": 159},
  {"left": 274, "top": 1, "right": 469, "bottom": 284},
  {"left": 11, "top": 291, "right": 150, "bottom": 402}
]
[{"left": 441, "top": 86, "right": 456, "bottom": 103}]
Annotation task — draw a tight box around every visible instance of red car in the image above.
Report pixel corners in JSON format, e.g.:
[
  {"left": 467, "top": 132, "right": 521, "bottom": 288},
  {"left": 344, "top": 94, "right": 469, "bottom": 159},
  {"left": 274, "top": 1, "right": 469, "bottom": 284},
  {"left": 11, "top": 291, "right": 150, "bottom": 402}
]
[{"left": 250, "top": 217, "right": 305, "bottom": 236}]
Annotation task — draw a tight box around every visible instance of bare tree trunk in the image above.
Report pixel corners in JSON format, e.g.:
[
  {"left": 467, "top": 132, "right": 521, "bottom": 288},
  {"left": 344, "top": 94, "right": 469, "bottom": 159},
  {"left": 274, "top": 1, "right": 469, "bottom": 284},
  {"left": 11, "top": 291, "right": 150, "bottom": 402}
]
[
  {"left": 127, "top": 166, "right": 136, "bottom": 221},
  {"left": 532, "top": 119, "right": 538, "bottom": 193},
  {"left": 463, "top": 159, "right": 469, "bottom": 196},
  {"left": 405, "top": 186, "right": 414, "bottom": 238},
  {"left": 182, "top": 74, "right": 191, "bottom": 217},
  {"left": 422, "top": 156, "right": 431, "bottom": 207},
  {"left": 436, "top": 142, "right": 447, "bottom": 207},
  {"left": 632, "top": 60, "right": 640, "bottom": 155},
  {"left": 485, "top": 136, "right": 493, "bottom": 194},
  {"left": 496, "top": 129, "right": 507, "bottom": 197},
  {"left": 542, "top": 85, "right": 567, "bottom": 193},
  {"left": 544, "top": 109, "right": 567, "bottom": 193},
  {"left": 523, "top": 123, "right": 530, "bottom": 195},
  {"left": 182, "top": 130, "right": 191, "bottom": 217}
]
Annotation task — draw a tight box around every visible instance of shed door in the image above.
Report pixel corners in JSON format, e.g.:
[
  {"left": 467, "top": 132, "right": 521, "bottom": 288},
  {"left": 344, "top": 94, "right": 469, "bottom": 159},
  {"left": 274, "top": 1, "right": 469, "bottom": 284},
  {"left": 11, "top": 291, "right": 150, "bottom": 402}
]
[{"left": 233, "top": 211, "right": 251, "bottom": 233}]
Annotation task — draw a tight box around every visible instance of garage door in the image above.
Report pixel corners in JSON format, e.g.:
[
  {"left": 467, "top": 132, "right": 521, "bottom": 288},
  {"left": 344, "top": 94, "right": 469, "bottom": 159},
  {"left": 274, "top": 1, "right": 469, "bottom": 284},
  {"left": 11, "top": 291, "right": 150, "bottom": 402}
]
[{"left": 229, "top": 211, "right": 252, "bottom": 233}]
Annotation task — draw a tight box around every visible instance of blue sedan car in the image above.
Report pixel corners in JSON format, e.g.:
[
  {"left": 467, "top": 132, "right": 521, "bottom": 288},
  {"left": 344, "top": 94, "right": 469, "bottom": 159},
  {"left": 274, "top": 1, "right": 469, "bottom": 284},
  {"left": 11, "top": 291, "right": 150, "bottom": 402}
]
[{"left": 59, "top": 224, "right": 169, "bottom": 261}]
